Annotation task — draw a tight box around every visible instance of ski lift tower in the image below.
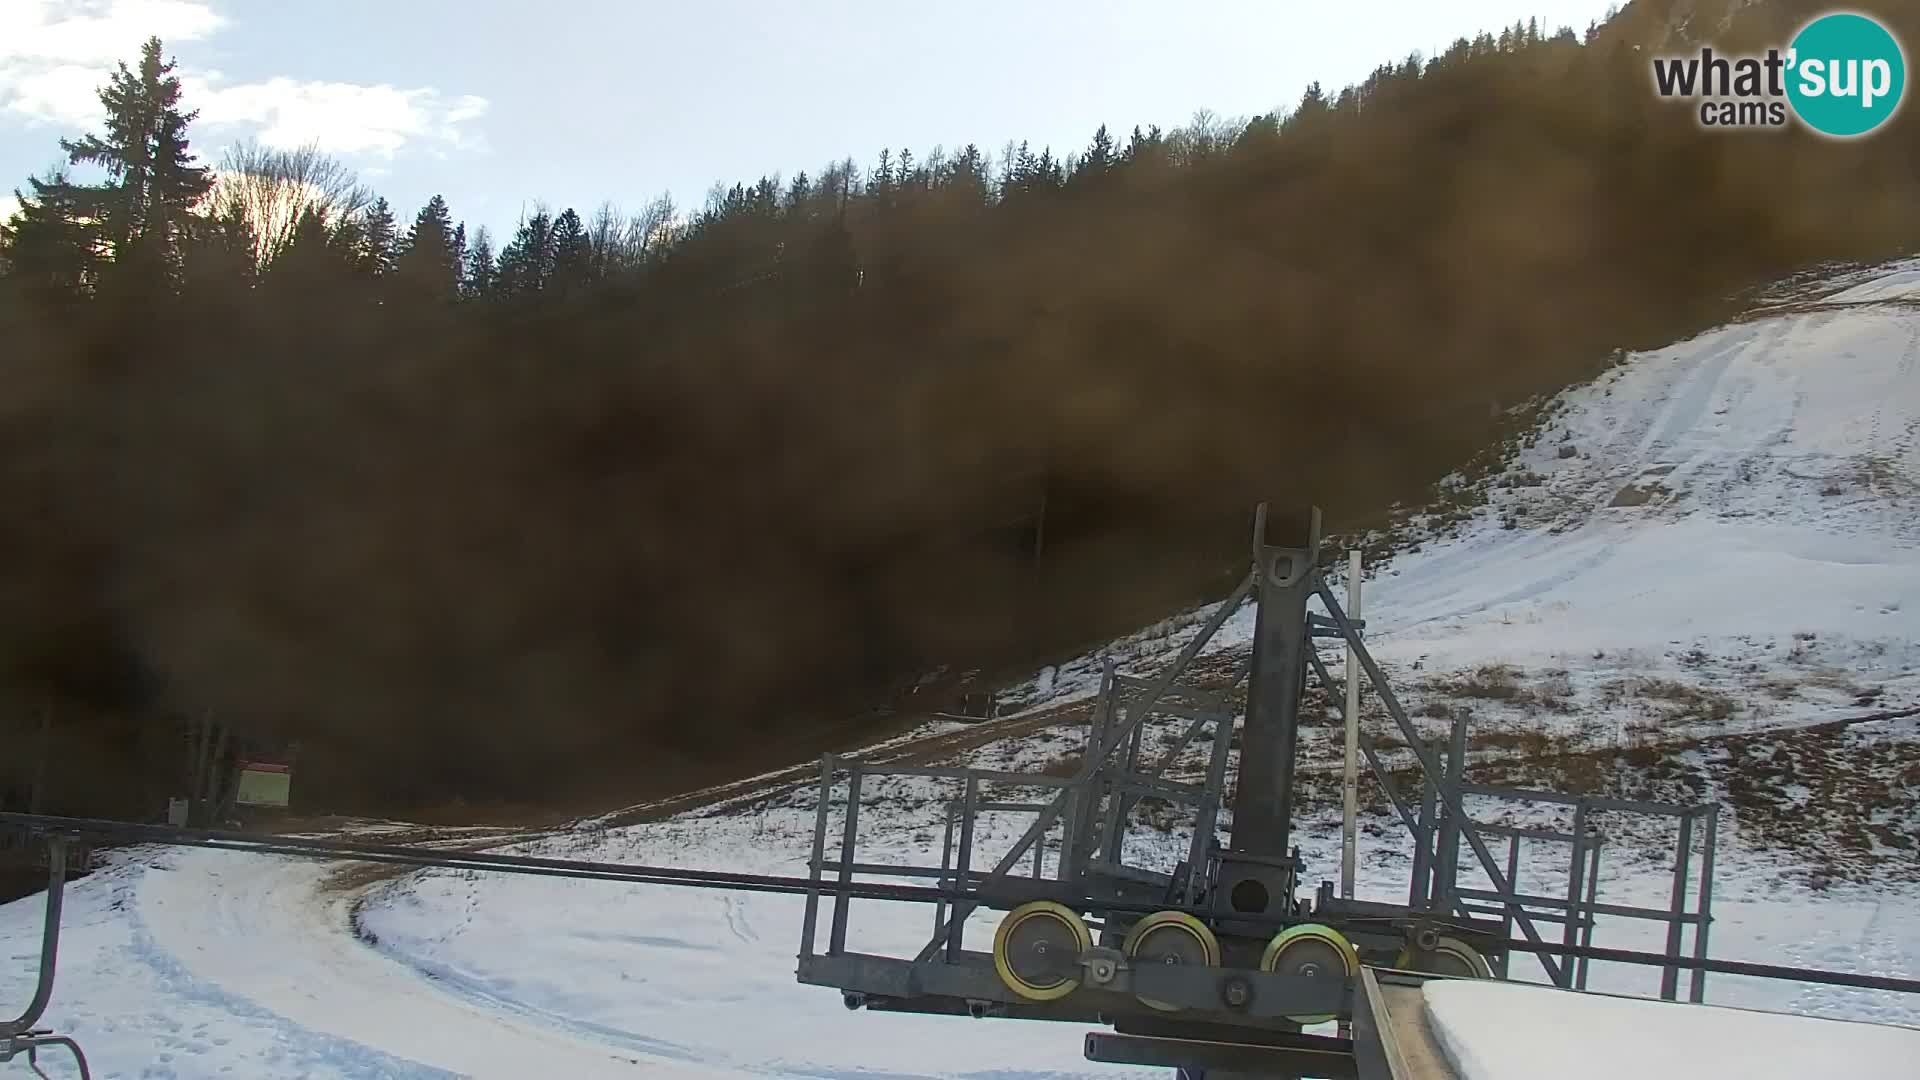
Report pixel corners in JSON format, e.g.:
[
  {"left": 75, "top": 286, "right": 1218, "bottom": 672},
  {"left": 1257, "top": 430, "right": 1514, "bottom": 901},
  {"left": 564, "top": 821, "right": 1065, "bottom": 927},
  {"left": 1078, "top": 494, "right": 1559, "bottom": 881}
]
[{"left": 795, "top": 503, "right": 1720, "bottom": 1078}]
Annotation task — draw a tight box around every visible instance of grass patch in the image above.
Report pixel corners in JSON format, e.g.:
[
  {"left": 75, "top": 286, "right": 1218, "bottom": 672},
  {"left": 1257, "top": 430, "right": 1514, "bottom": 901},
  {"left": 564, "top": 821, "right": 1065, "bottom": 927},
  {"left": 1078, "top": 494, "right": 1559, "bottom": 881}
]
[
  {"left": 1609, "top": 482, "right": 1669, "bottom": 507},
  {"left": 1038, "top": 752, "right": 1083, "bottom": 778}
]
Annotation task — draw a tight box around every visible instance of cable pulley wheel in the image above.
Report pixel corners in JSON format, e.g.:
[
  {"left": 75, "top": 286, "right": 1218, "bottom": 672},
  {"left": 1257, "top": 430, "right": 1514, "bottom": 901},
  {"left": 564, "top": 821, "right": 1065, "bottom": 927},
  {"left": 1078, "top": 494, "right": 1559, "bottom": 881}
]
[
  {"left": 1122, "top": 910, "right": 1221, "bottom": 1011},
  {"left": 992, "top": 900, "right": 1092, "bottom": 1001},
  {"left": 1261, "top": 923, "right": 1359, "bottom": 1026},
  {"left": 1397, "top": 935, "right": 1493, "bottom": 979}
]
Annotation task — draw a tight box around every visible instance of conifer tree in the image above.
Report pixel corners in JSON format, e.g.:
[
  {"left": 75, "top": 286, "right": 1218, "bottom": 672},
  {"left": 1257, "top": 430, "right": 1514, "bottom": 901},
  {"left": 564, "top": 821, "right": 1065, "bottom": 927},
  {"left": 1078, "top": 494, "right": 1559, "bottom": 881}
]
[
  {"left": 1, "top": 169, "right": 100, "bottom": 303},
  {"left": 464, "top": 226, "right": 496, "bottom": 298},
  {"left": 1082, "top": 125, "right": 1115, "bottom": 176},
  {"left": 550, "top": 208, "right": 593, "bottom": 289},
  {"left": 392, "top": 195, "right": 461, "bottom": 300},
  {"left": 59, "top": 36, "right": 213, "bottom": 285},
  {"left": 496, "top": 209, "right": 555, "bottom": 294},
  {"left": 263, "top": 207, "right": 351, "bottom": 298},
  {"left": 358, "top": 197, "right": 398, "bottom": 277},
  {"left": 178, "top": 201, "right": 258, "bottom": 297}
]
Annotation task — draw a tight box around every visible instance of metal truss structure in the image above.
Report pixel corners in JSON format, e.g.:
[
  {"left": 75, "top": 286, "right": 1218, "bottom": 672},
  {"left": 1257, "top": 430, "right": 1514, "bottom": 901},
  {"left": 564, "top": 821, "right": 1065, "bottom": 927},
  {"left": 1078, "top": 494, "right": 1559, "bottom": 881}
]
[{"left": 795, "top": 504, "right": 1733, "bottom": 1076}]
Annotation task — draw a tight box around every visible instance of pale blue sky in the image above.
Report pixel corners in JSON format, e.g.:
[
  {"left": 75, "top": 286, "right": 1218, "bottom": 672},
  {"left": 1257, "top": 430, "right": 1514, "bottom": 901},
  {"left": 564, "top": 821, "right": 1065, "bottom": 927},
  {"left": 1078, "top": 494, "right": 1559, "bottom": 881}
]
[{"left": 2, "top": 0, "right": 1621, "bottom": 242}]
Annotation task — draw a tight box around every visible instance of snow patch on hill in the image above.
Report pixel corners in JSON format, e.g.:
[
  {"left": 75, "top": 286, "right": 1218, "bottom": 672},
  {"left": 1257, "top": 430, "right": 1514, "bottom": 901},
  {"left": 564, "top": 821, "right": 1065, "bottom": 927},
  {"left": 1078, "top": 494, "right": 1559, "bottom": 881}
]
[{"left": 998, "top": 258, "right": 1920, "bottom": 753}]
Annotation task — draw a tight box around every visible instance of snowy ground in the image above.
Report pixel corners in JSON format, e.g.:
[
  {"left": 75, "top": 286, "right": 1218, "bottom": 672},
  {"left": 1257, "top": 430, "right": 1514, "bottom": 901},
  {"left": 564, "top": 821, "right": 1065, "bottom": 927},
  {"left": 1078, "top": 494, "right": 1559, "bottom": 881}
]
[
  {"left": 4, "top": 262, "right": 1920, "bottom": 1077},
  {"left": 1424, "top": 977, "right": 1920, "bottom": 1080}
]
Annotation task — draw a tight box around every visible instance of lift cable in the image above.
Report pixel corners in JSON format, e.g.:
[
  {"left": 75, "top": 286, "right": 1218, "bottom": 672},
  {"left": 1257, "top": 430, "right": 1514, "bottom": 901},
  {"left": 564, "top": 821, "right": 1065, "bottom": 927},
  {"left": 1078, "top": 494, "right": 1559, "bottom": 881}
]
[{"left": 4, "top": 811, "right": 1917, "bottom": 997}]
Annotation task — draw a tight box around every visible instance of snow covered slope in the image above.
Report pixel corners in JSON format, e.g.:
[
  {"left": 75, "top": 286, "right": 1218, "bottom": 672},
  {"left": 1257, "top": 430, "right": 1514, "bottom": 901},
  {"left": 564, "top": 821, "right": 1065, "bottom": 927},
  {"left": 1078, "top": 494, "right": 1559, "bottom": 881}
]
[
  {"left": 999, "top": 258, "right": 1920, "bottom": 746},
  {"left": 4, "top": 260, "right": 1920, "bottom": 1077}
]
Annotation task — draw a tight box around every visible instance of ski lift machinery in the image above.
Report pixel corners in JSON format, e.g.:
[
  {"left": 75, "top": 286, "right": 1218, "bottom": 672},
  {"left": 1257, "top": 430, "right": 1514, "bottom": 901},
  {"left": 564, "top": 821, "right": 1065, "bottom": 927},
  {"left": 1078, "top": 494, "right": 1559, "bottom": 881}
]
[{"left": 794, "top": 504, "right": 1724, "bottom": 1079}]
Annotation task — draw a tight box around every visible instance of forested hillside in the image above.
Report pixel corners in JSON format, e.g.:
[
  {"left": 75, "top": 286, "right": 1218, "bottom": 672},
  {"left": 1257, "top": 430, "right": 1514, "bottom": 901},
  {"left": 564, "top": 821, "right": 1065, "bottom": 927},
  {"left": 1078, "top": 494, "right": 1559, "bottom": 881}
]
[{"left": 3, "top": 1, "right": 1918, "bottom": 816}]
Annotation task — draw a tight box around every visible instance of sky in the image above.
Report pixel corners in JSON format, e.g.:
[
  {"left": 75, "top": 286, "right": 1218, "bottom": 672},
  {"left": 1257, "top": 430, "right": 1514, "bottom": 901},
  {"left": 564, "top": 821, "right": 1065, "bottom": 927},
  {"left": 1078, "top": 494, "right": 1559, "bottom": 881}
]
[{"left": 0, "top": 0, "right": 1624, "bottom": 243}]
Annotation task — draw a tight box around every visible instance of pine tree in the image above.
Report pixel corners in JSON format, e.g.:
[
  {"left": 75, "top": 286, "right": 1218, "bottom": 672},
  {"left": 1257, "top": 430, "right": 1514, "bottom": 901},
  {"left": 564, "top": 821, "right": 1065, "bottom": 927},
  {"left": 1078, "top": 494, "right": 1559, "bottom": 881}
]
[
  {"left": 357, "top": 197, "right": 397, "bottom": 277},
  {"left": 59, "top": 36, "right": 214, "bottom": 285},
  {"left": 1, "top": 169, "right": 101, "bottom": 303},
  {"left": 945, "top": 144, "right": 991, "bottom": 205},
  {"left": 392, "top": 195, "right": 461, "bottom": 300},
  {"left": 463, "top": 227, "right": 496, "bottom": 298},
  {"left": 496, "top": 209, "right": 555, "bottom": 294},
  {"left": 263, "top": 206, "right": 350, "bottom": 297},
  {"left": 550, "top": 208, "right": 593, "bottom": 290},
  {"left": 1282, "top": 84, "right": 1331, "bottom": 135},
  {"left": 178, "top": 201, "right": 257, "bottom": 296},
  {"left": 787, "top": 173, "right": 815, "bottom": 213},
  {"left": 1076, "top": 125, "right": 1116, "bottom": 185}
]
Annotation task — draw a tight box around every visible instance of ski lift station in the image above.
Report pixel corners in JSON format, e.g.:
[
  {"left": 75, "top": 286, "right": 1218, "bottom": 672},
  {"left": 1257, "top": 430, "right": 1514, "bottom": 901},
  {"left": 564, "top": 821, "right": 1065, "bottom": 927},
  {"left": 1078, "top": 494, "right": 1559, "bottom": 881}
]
[{"left": 3, "top": 505, "right": 1918, "bottom": 1078}]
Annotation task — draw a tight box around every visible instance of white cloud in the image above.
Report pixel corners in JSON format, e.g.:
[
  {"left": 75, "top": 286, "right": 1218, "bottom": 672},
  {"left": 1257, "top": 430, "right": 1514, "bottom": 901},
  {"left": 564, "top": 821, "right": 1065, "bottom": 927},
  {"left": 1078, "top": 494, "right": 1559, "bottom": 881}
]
[
  {"left": 4, "top": 63, "right": 120, "bottom": 127},
  {"left": 0, "top": 192, "right": 20, "bottom": 226},
  {"left": 186, "top": 75, "right": 490, "bottom": 158},
  {"left": 0, "top": 2, "right": 487, "bottom": 159},
  {"left": 0, "top": 1, "right": 225, "bottom": 67}
]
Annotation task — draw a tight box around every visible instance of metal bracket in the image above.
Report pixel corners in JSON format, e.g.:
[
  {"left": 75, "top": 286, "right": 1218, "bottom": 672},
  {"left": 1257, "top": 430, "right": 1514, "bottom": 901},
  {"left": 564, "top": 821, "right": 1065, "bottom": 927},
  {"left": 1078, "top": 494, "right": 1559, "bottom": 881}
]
[
  {"left": 0, "top": 1031, "right": 93, "bottom": 1079},
  {"left": 0, "top": 835, "right": 91, "bottom": 1078}
]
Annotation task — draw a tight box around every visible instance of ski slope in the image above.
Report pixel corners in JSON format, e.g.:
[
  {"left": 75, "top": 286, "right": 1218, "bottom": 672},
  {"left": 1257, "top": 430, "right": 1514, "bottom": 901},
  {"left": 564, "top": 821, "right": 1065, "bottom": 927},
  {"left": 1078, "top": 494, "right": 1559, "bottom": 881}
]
[
  {"left": 997, "top": 261, "right": 1920, "bottom": 739},
  {"left": 4, "top": 261, "right": 1920, "bottom": 1077}
]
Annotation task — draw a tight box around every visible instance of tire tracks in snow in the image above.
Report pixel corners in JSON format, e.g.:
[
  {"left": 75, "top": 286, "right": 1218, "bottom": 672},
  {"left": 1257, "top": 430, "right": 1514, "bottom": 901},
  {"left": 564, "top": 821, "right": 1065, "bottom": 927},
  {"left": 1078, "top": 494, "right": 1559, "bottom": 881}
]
[{"left": 139, "top": 850, "right": 733, "bottom": 1077}]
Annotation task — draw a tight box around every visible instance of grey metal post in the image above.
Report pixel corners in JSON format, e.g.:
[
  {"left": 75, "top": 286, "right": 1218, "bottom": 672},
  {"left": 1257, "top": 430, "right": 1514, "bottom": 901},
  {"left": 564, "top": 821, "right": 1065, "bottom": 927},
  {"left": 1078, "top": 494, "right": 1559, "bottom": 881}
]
[
  {"left": 934, "top": 800, "right": 957, "bottom": 940},
  {"left": 1057, "top": 785, "right": 1080, "bottom": 887},
  {"left": 1577, "top": 837, "right": 1602, "bottom": 990},
  {"left": 1233, "top": 506, "right": 1318, "bottom": 864},
  {"left": 947, "top": 775, "right": 978, "bottom": 962},
  {"left": 799, "top": 756, "right": 834, "bottom": 961},
  {"left": 1690, "top": 805, "right": 1718, "bottom": 1003},
  {"left": 1184, "top": 711, "right": 1235, "bottom": 906},
  {"left": 1435, "top": 714, "right": 1467, "bottom": 911},
  {"left": 1409, "top": 771, "right": 1436, "bottom": 910},
  {"left": 1561, "top": 799, "right": 1589, "bottom": 988},
  {"left": 1099, "top": 757, "right": 1127, "bottom": 870},
  {"left": 1069, "top": 662, "right": 1115, "bottom": 875},
  {"left": 1499, "top": 833, "right": 1519, "bottom": 976},
  {"left": 829, "top": 767, "right": 863, "bottom": 956},
  {"left": 1660, "top": 811, "right": 1695, "bottom": 1001}
]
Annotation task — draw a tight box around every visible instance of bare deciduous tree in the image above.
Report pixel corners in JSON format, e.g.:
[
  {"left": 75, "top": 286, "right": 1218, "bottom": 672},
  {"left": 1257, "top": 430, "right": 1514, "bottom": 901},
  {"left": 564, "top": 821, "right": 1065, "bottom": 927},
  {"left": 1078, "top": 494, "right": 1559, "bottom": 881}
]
[
  {"left": 629, "top": 192, "right": 678, "bottom": 264},
  {"left": 209, "top": 139, "right": 374, "bottom": 269}
]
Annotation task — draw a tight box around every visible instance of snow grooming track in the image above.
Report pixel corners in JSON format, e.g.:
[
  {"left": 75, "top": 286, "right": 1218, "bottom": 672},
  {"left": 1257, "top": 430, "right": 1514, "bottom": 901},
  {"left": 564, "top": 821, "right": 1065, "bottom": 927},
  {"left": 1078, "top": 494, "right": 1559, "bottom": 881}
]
[
  {"left": 354, "top": 822, "right": 1155, "bottom": 1080},
  {"left": 0, "top": 852, "right": 455, "bottom": 1079},
  {"left": 133, "top": 846, "right": 731, "bottom": 1078}
]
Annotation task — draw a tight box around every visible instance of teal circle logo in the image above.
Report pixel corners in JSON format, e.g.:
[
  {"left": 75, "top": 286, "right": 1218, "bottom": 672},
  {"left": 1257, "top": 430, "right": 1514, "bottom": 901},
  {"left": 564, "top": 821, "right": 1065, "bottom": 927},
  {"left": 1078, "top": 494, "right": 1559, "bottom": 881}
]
[{"left": 1787, "top": 12, "right": 1906, "bottom": 137}]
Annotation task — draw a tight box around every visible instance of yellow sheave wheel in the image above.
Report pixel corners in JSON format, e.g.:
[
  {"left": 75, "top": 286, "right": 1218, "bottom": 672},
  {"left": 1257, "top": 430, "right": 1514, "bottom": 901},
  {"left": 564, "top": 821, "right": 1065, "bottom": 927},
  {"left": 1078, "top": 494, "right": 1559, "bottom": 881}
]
[
  {"left": 1122, "top": 911, "right": 1221, "bottom": 1011},
  {"left": 1261, "top": 923, "right": 1359, "bottom": 1025},
  {"left": 1396, "top": 935, "right": 1493, "bottom": 979},
  {"left": 992, "top": 900, "right": 1093, "bottom": 1001}
]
